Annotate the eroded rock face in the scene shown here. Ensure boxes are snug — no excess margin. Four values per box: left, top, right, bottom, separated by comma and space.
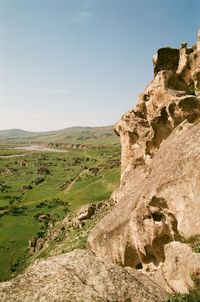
88, 31, 200, 293
0, 250, 166, 302
114, 31, 200, 179
153, 242, 200, 293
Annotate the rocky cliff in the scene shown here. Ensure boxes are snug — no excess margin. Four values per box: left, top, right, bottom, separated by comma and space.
88, 31, 200, 293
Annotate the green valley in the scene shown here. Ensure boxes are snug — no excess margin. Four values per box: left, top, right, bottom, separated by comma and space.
0, 127, 120, 281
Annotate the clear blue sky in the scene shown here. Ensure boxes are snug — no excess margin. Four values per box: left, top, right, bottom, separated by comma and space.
0, 0, 199, 131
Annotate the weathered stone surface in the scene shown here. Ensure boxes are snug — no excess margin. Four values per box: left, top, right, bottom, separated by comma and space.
0, 250, 166, 302
152, 242, 200, 293
115, 30, 200, 179
88, 31, 200, 293
88, 121, 200, 271
77, 203, 96, 221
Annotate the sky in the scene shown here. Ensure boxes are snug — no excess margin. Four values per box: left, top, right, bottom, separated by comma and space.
0, 0, 200, 131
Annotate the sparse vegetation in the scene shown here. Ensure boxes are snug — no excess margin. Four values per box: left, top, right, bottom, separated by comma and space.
165, 284, 200, 302
181, 234, 200, 253
35, 200, 115, 260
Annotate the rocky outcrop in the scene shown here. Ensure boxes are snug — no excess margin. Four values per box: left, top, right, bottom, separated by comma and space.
77, 203, 96, 221
0, 250, 167, 302
29, 236, 44, 254
113, 31, 200, 179
88, 31, 200, 293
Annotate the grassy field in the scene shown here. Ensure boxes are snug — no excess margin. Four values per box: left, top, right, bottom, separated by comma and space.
0, 144, 120, 281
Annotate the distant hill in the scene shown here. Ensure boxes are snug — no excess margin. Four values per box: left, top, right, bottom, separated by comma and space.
0, 129, 40, 139
0, 126, 119, 145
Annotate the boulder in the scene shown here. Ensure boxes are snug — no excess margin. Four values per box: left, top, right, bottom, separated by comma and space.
72, 217, 85, 228
28, 237, 44, 253
77, 203, 96, 221
0, 250, 166, 302
152, 242, 200, 293
38, 214, 50, 222
35, 238, 44, 251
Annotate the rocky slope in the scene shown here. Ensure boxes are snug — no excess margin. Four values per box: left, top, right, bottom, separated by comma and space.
88, 31, 200, 294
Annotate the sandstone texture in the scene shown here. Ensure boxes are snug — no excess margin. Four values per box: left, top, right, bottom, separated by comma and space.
0, 250, 166, 302
88, 31, 200, 293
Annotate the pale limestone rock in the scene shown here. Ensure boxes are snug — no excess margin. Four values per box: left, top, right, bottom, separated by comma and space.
147, 241, 200, 293
159, 242, 200, 293
0, 250, 166, 302
88, 31, 200, 293
77, 203, 96, 220
115, 33, 200, 179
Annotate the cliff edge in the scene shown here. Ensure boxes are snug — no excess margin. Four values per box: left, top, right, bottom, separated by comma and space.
88, 31, 200, 293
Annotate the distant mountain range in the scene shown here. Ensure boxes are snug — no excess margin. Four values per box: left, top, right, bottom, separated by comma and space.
0, 126, 119, 145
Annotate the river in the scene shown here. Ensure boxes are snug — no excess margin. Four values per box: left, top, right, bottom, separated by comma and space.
0, 145, 68, 158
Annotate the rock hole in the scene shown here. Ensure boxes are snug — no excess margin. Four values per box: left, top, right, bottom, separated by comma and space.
161, 107, 168, 123
136, 263, 143, 270
152, 212, 163, 222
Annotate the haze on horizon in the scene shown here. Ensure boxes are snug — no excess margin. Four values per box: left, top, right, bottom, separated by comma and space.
1, 0, 200, 132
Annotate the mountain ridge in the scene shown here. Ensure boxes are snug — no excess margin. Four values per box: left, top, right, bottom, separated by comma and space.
0, 125, 119, 145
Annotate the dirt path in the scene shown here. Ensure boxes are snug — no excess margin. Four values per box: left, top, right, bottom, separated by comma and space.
64, 157, 107, 194
64, 169, 88, 194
